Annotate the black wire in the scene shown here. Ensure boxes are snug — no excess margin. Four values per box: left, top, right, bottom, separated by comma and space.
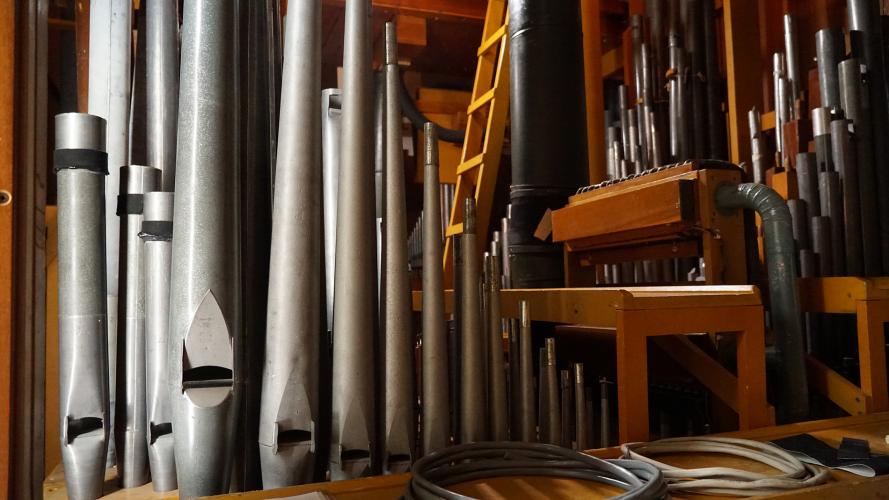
404, 441, 669, 500
398, 70, 466, 144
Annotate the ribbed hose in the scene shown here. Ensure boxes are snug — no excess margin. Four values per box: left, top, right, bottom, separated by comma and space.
715, 183, 809, 422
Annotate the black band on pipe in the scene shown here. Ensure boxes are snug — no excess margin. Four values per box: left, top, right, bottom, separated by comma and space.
116, 194, 144, 216
139, 221, 173, 241
53, 149, 109, 174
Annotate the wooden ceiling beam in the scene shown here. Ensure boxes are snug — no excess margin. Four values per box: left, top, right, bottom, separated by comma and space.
322, 0, 485, 20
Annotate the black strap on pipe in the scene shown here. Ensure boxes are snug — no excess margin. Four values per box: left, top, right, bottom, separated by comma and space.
398, 70, 465, 144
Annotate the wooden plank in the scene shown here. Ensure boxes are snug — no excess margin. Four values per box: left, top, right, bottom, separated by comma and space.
76, 0, 89, 111
581, 0, 606, 184
0, 0, 13, 494
857, 300, 889, 412
552, 178, 697, 243
799, 277, 889, 313
723, 0, 762, 166
653, 336, 740, 412
602, 45, 623, 78
395, 14, 426, 47
322, 0, 485, 20
568, 162, 698, 204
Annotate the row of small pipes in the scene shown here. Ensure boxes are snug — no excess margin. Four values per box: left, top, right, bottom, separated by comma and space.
606, 0, 727, 181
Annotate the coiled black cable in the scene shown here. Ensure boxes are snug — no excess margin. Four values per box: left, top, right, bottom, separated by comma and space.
404, 442, 669, 500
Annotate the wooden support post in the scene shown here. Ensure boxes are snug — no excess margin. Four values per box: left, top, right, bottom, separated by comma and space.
857, 301, 889, 412
724, 0, 762, 166
581, 0, 605, 184
0, 0, 13, 495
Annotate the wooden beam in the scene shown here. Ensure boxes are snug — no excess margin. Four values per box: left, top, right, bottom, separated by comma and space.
322, 0, 485, 20
0, 0, 13, 495
724, 0, 762, 166
602, 45, 623, 79
582, 0, 606, 184
75, 0, 88, 112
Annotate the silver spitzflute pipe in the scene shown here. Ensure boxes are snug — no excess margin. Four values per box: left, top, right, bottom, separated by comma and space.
141, 191, 176, 492
115, 164, 160, 487
783, 14, 800, 109
422, 123, 449, 454
330, 0, 376, 480
381, 21, 416, 474
542, 338, 561, 445
168, 0, 239, 496
574, 363, 588, 450
146, 0, 179, 191
322, 89, 342, 332
56, 113, 111, 500
258, 0, 321, 487
518, 300, 536, 442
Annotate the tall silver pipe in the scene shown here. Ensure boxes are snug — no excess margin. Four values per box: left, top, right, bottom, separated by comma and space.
381, 22, 415, 474
486, 256, 508, 441
748, 108, 765, 184
773, 53, 787, 162
56, 113, 110, 500
141, 192, 176, 492
330, 0, 376, 480
460, 198, 486, 443
88, 0, 132, 466
146, 0, 179, 191
560, 370, 573, 448
115, 165, 160, 487
259, 0, 321, 487
321, 88, 342, 331
783, 15, 800, 107
518, 301, 535, 442
574, 363, 588, 450
668, 33, 686, 161
542, 338, 560, 445
816, 28, 844, 114
168, 1, 239, 496
421, 124, 449, 454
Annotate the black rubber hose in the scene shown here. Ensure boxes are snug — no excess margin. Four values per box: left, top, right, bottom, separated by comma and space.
398, 71, 465, 144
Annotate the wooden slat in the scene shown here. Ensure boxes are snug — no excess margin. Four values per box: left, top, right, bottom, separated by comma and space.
476, 23, 506, 56
581, 0, 606, 184
0, 0, 13, 494
654, 336, 740, 412
724, 0, 762, 166
806, 356, 869, 416
322, 0, 486, 20
455, 152, 484, 175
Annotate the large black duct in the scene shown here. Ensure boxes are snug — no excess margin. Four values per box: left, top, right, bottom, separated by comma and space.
508, 0, 589, 287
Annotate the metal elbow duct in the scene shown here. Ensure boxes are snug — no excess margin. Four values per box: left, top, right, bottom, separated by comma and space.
715, 183, 808, 421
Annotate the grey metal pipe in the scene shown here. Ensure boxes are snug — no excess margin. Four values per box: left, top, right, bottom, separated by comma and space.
811, 107, 832, 174
55, 113, 110, 500
830, 119, 864, 276
618, 85, 631, 162
812, 216, 833, 277
748, 108, 765, 184
819, 171, 845, 276
258, 0, 321, 487
486, 256, 508, 442
422, 124, 449, 455
168, 1, 239, 496
508, 319, 521, 439
146, 0, 179, 191
141, 192, 176, 493
599, 377, 609, 448
783, 15, 800, 106
321, 88, 342, 331
716, 183, 808, 421
796, 152, 820, 217
773, 53, 787, 161
838, 58, 883, 276
668, 34, 687, 162
381, 22, 415, 474
330, 0, 376, 480
816, 28, 844, 113
115, 165, 160, 487
518, 301, 536, 442
560, 370, 573, 448
787, 199, 810, 252
573, 364, 587, 450
460, 198, 487, 443
542, 338, 560, 445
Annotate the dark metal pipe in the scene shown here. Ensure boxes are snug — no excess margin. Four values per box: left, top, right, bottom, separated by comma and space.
812, 216, 833, 277
486, 256, 508, 442
715, 183, 808, 421
816, 28, 844, 114
542, 338, 560, 445
518, 301, 536, 442
574, 364, 588, 451
811, 107, 833, 174
55, 113, 110, 500
421, 124, 449, 455
560, 370, 573, 448
830, 119, 864, 276
599, 377, 610, 448
460, 198, 486, 443
508, 319, 521, 439
838, 58, 883, 275
819, 171, 845, 276
787, 199, 810, 251
796, 153, 820, 217
702, 0, 726, 159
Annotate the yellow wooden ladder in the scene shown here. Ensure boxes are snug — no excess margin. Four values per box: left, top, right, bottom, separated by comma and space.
443, 0, 510, 286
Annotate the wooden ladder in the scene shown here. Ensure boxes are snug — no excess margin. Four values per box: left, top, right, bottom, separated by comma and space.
442, 0, 510, 286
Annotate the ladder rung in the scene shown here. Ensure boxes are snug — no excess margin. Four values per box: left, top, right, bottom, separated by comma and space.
456, 153, 485, 175
446, 223, 464, 237
477, 24, 507, 56
467, 88, 496, 115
